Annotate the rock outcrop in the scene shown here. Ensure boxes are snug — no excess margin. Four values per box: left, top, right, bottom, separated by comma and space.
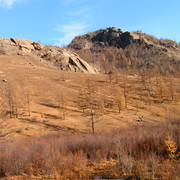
68, 27, 179, 53
0, 38, 19, 55
69, 27, 141, 50
41, 46, 98, 73
0, 38, 97, 74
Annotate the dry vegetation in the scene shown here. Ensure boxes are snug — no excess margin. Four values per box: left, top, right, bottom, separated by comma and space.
0, 119, 179, 179
69, 37, 180, 77
0, 50, 180, 179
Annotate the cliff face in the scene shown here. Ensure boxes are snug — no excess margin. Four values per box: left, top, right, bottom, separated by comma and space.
0, 38, 98, 74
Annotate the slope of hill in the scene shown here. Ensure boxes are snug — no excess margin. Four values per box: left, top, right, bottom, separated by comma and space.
0, 54, 179, 140
0, 31, 179, 139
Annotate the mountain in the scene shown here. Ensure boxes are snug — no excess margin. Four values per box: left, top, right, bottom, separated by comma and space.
68, 27, 180, 76
0, 38, 97, 74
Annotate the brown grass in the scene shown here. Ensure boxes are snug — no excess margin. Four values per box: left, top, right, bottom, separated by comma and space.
0, 118, 179, 179
0, 54, 180, 140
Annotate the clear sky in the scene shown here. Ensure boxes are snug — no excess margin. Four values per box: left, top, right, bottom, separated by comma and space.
0, 0, 180, 46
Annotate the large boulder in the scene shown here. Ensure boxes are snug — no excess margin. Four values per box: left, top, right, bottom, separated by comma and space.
0, 38, 44, 55
0, 38, 18, 55
32, 42, 44, 50
10, 38, 35, 53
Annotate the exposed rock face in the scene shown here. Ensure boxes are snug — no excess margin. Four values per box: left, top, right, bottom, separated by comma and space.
92, 29, 139, 48
0, 38, 44, 55
0, 38, 19, 55
69, 27, 179, 53
10, 38, 35, 53
41, 46, 98, 73
69, 27, 141, 49
0, 38, 97, 74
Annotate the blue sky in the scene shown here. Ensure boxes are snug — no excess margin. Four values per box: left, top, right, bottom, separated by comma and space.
0, 0, 180, 45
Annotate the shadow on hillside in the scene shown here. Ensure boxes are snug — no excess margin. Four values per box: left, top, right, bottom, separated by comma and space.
19, 117, 78, 133
40, 103, 59, 109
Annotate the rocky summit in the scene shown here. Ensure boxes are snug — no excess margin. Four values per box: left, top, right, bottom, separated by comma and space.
69, 27, 180, 57
69, 27, 140, 49
0, 38, 98, 74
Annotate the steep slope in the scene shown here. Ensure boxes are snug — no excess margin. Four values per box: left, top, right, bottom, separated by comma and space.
69, 27, 180, 76
0, 38, 97, 74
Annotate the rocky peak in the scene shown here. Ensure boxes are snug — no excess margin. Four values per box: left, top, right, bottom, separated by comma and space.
69, 27, 180, 53
69, 27, 140, 49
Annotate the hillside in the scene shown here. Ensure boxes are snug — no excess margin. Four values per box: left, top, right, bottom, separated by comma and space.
0, 31, 180, 179
0, 30, 179, 139
0, 51, 179, 139
69, 27, 180, 76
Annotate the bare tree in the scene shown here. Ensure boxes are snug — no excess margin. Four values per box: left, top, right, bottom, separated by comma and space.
114, 86, 125, 113
101, 54, 109, 74
168, 76, 177, 100
6, 82, 24, 118
58, 91, 67, 120
121, 75, 130, 109
78, 79, 100, 134
0, 84, 7, 118
155, 76, 167, 100
24, 86, 34, 116
77, 88, 87, 113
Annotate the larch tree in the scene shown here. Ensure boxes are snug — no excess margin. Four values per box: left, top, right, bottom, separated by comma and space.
121, 75, 130, 109
155, 76, 167, 101
78, 79, 100, 134
168, 76, 178, 100
77, 88, 87, 113
6, 82, 22, 118
114, 86, 125, 113
11, 83, 24, 118
0, 84, 7, 117
58, 91, 67, 120
101, 54, 109, 74
24, 86, 34, 117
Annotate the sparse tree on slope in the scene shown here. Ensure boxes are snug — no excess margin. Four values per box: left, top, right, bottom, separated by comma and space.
58, 91, 67, 120
78, 79, 101, 134
7, 82, 24, 118
24, 86, 34, 117
114, 86, 125, 113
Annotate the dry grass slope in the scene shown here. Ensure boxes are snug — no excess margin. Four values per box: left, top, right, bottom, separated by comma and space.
0, 48, 179, 178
